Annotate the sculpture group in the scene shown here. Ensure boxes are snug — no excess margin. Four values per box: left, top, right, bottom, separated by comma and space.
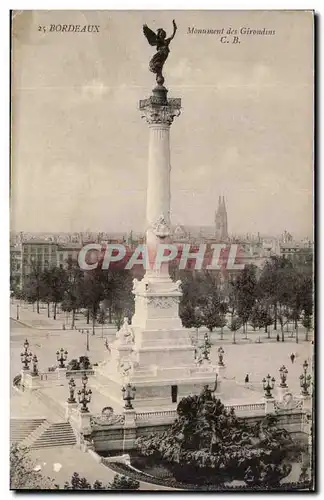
143, 20, 177, 85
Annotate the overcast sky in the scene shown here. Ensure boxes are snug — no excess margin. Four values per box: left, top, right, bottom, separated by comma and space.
11, 10, 313, 238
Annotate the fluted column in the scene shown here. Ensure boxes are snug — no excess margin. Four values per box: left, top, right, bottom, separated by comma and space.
139, 87, 181, 276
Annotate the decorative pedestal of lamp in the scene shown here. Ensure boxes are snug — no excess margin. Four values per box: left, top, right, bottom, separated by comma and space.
71, 408, 92, 434
263, 397, 276, 414
277, 386, 290, 401
65, 401, 78, 421
301, 394, 312, 412
57, 367, 67, 381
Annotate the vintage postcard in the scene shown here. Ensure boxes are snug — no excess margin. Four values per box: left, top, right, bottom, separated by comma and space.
10, 10, 314, 491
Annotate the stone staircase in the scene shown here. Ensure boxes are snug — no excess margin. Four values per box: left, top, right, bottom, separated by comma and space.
31, 422, 76, 449
20, 420, 52, 448
10, 418, 46, 445
33, 389, 65, 419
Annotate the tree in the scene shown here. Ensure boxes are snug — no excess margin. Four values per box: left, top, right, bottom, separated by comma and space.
101, 269, 134, 325
22, 260, 43, 314
200, 295, 221, 333
233, 265, 258, 335
101, 269, 134, 330
63, 473, 139, 490
215, 313, 227, 340
301, 314, 312, 342
61, 258, 84, 329
10, 444, 57, 490
228, 316, 242, 344
249, 304, 261, 331
67, 356, 91, 371
136, 390, 297, 487
82, 269, 104, 336
258, 257, 293, 331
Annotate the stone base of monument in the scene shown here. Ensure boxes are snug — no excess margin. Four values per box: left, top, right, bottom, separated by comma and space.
98, 360, 221, 410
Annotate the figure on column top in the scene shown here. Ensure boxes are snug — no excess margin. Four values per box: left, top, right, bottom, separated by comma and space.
143, 20, 177, 86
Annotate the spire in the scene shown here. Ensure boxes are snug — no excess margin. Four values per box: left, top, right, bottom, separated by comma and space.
218, 195, 221, 208
222, 196, 226, 212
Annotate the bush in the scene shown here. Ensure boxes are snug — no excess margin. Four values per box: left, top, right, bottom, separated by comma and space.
109, 474, 140, 490
136, 388, 299, 487
63, 472, 139, 490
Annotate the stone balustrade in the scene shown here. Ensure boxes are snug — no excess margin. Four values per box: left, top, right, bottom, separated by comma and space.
135, 410, 177, 421
66, 369, 95, 378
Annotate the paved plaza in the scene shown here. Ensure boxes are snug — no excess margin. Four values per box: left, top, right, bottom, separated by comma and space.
11, 301, 313, 417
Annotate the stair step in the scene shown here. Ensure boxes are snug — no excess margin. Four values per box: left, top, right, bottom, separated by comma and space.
10, 418, 46, 444
32, 422, 76, 449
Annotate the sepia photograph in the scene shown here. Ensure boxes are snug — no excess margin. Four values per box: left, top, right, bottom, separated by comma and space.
10, 9, 314, 491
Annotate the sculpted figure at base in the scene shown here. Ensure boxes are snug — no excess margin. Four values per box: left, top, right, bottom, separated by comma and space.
116, 317, 134, 344
143, 20, 177, 85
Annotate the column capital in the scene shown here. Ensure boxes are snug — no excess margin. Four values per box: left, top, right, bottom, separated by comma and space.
139, 93, 181, 126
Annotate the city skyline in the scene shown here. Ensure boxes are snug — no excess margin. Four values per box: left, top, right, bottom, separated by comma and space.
11, 10, 313, 239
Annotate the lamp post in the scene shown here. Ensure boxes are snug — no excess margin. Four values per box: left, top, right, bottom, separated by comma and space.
56, 348, 68, 368
122, 383, 136, 410
16, 304, 19, 321
31, 354, 38, 376
86, 330, 90, 351
20, 339, 32, 370
67, 378, 76, 403
279, 365, 288, 388
300, 360, 312, 396
217, 347, 225, 366
77, 374, 92, 412
262, 374, 275, 399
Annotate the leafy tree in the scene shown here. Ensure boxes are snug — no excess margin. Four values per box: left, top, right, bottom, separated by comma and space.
63, 473, 139, 490
38, 267, 67, 320
136, 390, 297, 487
61, 258, 84, 329
200, 295, 221, 332
82, 269, 105, 335
67, 356, 91, 371
101, 270, 134, 326
22, 261, 43, 314
228, 316, 242, 344
64, 472, 92, 490
302, 314, 312, 342
233, 265, 258, 335
249, 304, 261, 331
10, 444, 57, 490
258, 257, 293, 331
108, 474, 140, 490
215, 313, 227, 340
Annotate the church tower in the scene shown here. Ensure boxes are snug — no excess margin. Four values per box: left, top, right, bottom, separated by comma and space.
215, 195, 228, 241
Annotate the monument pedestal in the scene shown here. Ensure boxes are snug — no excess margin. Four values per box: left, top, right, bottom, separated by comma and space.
98, 85, 220, 411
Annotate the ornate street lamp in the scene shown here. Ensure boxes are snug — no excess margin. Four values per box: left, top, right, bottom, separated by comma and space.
217, 347, 225, 366
279, 365, 288, 388
20, 339, 32, 370
300, 360, 312, 396
56, 348, 68, 368
67, 378, 76, 403
262, 374, 275, 399
31, 354, 38, 376
77, 374, 92, 412
122, 383, 136, 410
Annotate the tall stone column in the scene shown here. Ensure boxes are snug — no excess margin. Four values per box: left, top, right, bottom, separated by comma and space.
101, 85, 218, 410
140, 86, 181, 276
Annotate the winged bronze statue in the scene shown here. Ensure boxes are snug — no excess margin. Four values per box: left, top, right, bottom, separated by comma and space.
143, 20, 177, 85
